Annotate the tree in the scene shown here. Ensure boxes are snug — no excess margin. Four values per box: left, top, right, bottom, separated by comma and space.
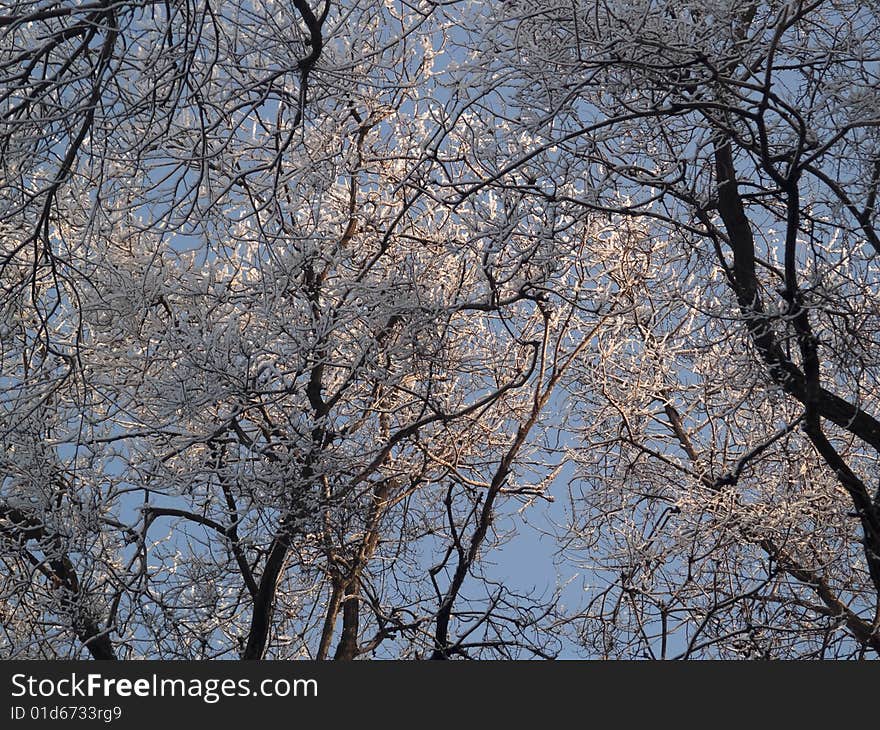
0, 0, 586, 659
2, 0, 880, 660
460, 0, 880, 657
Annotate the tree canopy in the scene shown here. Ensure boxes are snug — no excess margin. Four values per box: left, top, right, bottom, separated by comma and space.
2, 0, 880, 659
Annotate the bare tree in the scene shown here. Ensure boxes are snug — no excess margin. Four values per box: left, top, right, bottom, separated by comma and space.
0, 0, 582, 659
3, 0, 880, 660
459, 0, 880, 657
